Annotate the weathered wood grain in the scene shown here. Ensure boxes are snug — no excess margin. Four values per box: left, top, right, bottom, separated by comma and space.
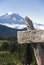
18, 30, 44, 44
24, 16, 44, 65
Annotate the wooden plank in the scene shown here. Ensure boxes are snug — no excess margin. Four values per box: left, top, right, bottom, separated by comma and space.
18, 30, 44, 44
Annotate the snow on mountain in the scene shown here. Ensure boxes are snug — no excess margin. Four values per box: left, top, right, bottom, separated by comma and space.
0, 23, 26, 29
0, 12, 44, 30
0, 12, 26, 29
33, 23, 44, 30
8, 12, 14, 15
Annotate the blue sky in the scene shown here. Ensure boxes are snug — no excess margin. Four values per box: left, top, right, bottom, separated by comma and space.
0, 0, 44, 24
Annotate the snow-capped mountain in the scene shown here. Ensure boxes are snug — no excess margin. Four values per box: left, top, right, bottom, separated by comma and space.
0, 12, 27, 39
0, 12, 26, 29
0, 12, 44, 30
0, 12, 44, 39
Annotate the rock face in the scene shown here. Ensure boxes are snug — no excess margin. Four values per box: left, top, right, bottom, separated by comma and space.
25, 16, 34, 30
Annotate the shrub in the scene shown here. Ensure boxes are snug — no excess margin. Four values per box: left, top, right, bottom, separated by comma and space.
1, 42, 9, 51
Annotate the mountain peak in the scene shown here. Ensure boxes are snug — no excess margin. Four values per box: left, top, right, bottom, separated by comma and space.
7, 11, 14, 15
2, 12, 23, 20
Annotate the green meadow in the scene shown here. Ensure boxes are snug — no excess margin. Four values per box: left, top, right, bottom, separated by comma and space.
0, 37, 44, 65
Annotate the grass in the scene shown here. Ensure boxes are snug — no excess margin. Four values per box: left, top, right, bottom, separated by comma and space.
0, 39, 44, 65
0, 51, 23, 65
0, 40, 23, 65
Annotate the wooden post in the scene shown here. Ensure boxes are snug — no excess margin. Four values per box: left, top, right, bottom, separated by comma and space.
25, 16, 44, 65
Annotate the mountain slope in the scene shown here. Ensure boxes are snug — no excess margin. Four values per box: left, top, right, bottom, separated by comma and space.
1, 12, 24, 24
0, 24, 17, 39
0, 12, 27, 39
0, 24, 27, 39
0, 12, 26, 29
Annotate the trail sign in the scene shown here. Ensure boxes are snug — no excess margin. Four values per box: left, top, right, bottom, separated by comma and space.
18, 30, 44, 44
17, 16, 44, 65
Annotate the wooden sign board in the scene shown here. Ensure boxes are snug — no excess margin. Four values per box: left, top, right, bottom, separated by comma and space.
17, 30, 44, 44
